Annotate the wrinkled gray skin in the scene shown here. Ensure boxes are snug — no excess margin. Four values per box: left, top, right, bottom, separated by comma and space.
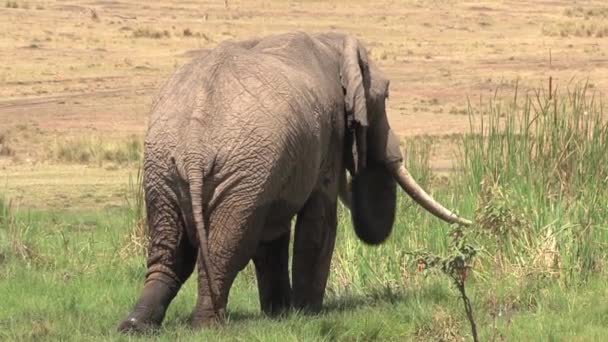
118, 31, 471, 333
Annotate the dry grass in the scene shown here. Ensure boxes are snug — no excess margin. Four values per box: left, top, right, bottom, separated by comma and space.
118, 165, 148, 258
543, 20, 608, 38
564, 6, 608, 19
0, 164, 135, 210
132, 27, 171, 39
48, 134, 142, 165
545, 4, 608, 37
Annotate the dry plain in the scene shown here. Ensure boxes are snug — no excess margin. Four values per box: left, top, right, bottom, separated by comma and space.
1, 0, 607, 209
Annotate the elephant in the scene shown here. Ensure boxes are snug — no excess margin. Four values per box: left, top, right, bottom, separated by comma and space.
118, 31, 471, 333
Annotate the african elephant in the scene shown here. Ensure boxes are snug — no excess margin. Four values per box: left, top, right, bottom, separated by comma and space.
118, 31, 471, 333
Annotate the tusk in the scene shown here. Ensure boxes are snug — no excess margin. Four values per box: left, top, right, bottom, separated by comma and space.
338, 171, 352, 209
388, 162, 472, 226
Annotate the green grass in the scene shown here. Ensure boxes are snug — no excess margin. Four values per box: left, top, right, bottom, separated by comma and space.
1, 86, 608, 340
459, 83, 608, 282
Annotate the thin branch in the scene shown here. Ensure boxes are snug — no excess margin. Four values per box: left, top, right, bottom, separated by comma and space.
456, 280, 479, 342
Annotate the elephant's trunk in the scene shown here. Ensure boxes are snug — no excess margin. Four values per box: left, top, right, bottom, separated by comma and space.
387, 162, 472, 226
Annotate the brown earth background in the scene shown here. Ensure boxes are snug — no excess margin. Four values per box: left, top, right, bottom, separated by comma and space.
1, 0, 607, 209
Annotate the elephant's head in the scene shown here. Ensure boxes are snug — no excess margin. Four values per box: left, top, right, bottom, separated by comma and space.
336, 34, 472, 245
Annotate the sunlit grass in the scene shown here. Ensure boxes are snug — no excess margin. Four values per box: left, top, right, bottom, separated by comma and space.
1, 86, 607, 340
459, 83, 608, 282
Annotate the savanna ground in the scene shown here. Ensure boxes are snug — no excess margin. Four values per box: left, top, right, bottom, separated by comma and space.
1, 0, 608, 340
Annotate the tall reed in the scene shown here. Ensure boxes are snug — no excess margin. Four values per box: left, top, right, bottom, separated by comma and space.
458, 83, 607, 281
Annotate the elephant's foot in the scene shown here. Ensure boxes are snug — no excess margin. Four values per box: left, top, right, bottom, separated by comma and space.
117, 280, 177, 334
189, 296, 226, 329
262, 303, 291, 318
190, 309, 225, 329
261, 290, 291, 318
292, 292, 324, 315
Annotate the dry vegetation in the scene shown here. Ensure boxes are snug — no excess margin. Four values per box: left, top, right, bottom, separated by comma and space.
1, 0, 606, 209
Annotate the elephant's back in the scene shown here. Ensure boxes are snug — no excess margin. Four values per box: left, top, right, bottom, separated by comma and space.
148, 31, 341, 147
145, 33, 343, 216
195, 48, 333, 211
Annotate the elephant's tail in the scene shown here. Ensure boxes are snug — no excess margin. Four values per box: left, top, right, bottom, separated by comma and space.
187, 167, 220, 316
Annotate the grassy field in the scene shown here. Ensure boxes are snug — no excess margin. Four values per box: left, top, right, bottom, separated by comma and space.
2, 88, 608, 340
1, 0, 608, 341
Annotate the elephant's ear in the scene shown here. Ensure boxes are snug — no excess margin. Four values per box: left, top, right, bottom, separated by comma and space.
340, 36, 370, 176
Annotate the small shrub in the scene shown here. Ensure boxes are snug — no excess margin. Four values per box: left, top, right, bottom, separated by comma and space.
476, 180, 531, 244
414, 224, 479, 342
181, 29, 207, 39
5, 1, 18, 8
0, 132, 14, 157
90, 9, 99, 21
132, 28, 171, 39
0, 145, 14, 157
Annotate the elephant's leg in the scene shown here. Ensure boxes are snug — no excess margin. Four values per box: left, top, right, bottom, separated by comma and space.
292, 192, 337, 312
189, 202, 263, 328
252, 229, 291, 316
118, 195, 198, 333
